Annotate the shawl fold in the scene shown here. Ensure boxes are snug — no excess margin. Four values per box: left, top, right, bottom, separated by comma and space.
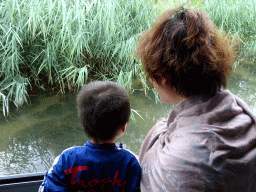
139, 90, 256, 192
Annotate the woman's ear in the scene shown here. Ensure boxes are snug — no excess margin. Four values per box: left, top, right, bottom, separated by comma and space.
150, 77, 167, 88
160, 78, 167, 87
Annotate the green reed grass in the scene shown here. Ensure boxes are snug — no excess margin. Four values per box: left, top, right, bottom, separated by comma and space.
0, 0, 157, 115
203, 0, 256, 67
204, 0, 255, 36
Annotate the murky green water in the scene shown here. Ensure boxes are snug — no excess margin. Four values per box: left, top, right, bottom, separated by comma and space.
0, 63, 256, 176
0, 84, 173, 176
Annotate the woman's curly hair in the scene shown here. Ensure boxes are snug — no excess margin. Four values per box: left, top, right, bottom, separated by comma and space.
135, 7, 236, 98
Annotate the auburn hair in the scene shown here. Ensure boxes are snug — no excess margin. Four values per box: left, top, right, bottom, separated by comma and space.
135, 7, 236, 98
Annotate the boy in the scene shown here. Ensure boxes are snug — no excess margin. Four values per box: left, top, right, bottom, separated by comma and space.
39, 81, 141, 192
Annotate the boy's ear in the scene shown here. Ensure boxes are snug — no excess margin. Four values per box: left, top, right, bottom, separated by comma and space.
116, 123, 127, 139
120, 123, 127, 133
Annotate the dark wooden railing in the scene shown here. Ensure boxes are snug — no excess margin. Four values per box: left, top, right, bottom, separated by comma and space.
0, 172, 46, 192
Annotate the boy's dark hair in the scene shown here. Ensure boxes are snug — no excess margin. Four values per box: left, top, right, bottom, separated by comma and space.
77, 81, 130, 143
135, 7, 236, 98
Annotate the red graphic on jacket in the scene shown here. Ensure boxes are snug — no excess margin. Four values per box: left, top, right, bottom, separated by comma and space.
64, 166, 126, 190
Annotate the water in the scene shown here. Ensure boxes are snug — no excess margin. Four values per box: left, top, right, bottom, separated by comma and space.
0, 86, 173, 176
1, 63, 256, 176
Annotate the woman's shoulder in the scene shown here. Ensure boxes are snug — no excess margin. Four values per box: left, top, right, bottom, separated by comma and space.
138, 117, 169, 158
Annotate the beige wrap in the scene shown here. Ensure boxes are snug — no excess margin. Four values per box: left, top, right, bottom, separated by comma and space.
139, 90, 256, 192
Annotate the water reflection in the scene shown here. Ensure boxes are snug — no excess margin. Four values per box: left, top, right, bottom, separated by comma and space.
0, 136, 55, 175
227, 64, 256, 112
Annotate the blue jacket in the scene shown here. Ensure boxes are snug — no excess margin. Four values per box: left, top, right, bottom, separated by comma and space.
39, 141, 141, 192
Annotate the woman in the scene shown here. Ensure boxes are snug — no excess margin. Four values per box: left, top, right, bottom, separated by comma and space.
135, 7, 256, 192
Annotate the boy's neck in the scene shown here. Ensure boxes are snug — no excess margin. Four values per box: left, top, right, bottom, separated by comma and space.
90, 125, 126, 145
91, 138, 116, 145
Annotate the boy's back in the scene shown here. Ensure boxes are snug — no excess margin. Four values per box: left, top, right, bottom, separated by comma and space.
39, 81, 141, 192
39, 141, 141, 192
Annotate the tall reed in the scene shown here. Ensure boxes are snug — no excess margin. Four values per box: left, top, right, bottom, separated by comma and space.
0, 0, 157, 116
204, 0, 256, 63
